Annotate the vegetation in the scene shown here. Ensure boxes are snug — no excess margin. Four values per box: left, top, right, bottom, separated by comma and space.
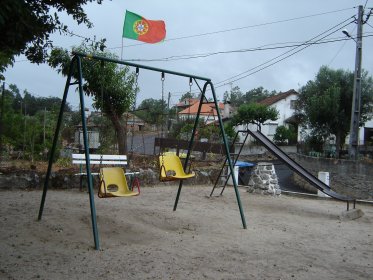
136, 98, 168, 126
0, 0, 104, 79
48, 42, 137, 154
296, 66, 373, 158
223, 86, 277, 107
0, 84, 71, 161
231, 103, 279, 131
273, 125, 297, 145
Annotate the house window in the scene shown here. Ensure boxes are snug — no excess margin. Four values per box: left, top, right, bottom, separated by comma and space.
290, 100, 296, 109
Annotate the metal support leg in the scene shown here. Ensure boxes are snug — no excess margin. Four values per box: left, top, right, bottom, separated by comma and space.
173, 80, 205, 211
38, 57, 77, 221
76, 56, 100, 250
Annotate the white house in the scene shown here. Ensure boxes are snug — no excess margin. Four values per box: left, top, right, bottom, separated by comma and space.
235, 89, 299, 142
233, 89, 372, 151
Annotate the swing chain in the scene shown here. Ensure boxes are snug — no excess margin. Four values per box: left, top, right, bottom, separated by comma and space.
189, 77, 193, 95
130, 67, 140, 157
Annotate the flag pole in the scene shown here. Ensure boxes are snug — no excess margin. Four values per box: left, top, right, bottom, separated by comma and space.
121, 37, 124, 60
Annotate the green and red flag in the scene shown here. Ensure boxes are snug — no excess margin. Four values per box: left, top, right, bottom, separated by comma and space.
122, 10, 166, 43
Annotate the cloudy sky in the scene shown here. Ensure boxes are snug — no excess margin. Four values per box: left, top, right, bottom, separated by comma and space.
4, 0, 373, 110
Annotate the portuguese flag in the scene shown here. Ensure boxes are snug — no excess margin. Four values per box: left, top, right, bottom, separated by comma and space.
122, 10, 166, 43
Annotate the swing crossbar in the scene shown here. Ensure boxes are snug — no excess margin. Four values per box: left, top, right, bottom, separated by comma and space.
72, 51, 211, 82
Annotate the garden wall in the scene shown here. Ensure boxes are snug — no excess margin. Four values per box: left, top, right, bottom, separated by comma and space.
291, 154, 373, 200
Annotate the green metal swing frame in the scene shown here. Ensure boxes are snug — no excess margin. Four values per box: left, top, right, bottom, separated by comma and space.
37, 51, 247, 250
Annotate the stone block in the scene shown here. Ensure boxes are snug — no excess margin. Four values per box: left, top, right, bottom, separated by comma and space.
339, 209, 364, 221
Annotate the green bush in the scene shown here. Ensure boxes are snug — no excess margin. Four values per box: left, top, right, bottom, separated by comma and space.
273, 125, 297, 145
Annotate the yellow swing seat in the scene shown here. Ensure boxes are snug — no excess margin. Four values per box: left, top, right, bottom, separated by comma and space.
159, 154, 195, 181
98, 167, 139, 198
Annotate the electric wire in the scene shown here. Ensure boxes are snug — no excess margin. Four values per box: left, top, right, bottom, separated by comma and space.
107, 7, 356, 50
213, 16, 355, 88
328, 24, 357, 66
122, 33, 373, 63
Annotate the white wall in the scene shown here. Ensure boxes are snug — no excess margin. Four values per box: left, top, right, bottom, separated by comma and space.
235, 94, 298, 143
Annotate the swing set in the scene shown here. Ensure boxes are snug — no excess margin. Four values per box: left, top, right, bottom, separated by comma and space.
37, 51, 247, 250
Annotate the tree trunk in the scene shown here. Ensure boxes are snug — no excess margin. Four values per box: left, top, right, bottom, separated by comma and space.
109, 114, 127, 155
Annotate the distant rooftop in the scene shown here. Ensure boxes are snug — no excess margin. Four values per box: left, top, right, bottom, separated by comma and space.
259, 89, 298, 106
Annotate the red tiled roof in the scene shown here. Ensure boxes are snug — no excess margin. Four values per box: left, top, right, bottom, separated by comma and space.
259, 89, 298, 106
178, 101, 224, 116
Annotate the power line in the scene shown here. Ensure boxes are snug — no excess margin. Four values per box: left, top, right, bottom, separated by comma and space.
38, 7, 356, 52
122, 33, 373, 63
13, 7, 360, 64
165, 16, 356, 96
213, 16, 355, 87
328, 24, 358, 66
108, 7, 355, 50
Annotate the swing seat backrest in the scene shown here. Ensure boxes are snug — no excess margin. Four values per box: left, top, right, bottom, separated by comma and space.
99, 167, 139, 198
159, 154, 195, 181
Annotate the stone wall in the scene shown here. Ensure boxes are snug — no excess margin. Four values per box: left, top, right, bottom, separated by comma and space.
0, 168, 221, 190
291, 154, 373, 200
246, 162, 281, 195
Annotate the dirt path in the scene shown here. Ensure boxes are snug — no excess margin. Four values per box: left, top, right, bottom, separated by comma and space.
0, 186, 372, 279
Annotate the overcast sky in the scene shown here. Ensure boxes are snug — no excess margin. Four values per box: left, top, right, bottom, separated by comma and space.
4, 0, 373, 110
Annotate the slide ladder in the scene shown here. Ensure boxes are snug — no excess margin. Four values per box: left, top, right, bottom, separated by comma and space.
210, 130, 250, 196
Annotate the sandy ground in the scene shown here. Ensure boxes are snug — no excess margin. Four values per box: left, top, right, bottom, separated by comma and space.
0, 185, 372, 280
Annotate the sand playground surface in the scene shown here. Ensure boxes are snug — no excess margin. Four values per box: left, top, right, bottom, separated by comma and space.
0, 185, 372, 280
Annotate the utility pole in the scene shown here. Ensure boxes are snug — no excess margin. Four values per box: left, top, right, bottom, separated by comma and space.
348, 5, 363, 160
0, 82, 5, 163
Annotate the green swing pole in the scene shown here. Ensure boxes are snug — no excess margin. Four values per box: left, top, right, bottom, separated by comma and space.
73, 51, 211, 82
173, 81, 247, 229
38, 56, 77, 220
76, 55, 100, 250
209, 82, 247, 229
173, 81, 207, 212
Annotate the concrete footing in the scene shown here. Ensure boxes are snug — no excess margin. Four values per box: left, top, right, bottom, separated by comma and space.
339, 208, 364, 221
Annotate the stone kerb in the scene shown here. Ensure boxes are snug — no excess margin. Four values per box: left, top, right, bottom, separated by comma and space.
247, 162, 281, 195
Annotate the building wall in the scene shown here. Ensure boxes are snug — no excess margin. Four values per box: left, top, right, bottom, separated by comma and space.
236, 94, 298, 143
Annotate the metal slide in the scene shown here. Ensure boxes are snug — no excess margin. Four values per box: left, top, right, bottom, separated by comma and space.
248, 130, 355, 209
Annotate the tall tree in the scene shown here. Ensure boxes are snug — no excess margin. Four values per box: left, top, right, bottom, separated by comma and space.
296, 66, 373, 158
48, 42, 137, 154
244, 87, 277, 104
231, 103, 279, 131
0, 0, 104, 79
223, 86, 244, 107
179, 91, 195, 102
0, 84, 62, 159
136, 98, 167, 125
223, 86, 276, 107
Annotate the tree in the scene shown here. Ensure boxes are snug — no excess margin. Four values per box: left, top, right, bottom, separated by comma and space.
223, 86, 244, 107
0, 84, 63, 160
136, 98, 167, 126
223, 86, 277, 107
244, 87, 277, 104
231, 103, 279, 131
273, 125, 297, 145
48, 42, 137, 154
296, 66, 373, 158
179, 91, 195, 102
0, 0, 104, 78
